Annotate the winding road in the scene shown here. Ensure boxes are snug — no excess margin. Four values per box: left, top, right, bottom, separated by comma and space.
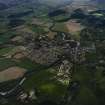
0, 77, 26, 97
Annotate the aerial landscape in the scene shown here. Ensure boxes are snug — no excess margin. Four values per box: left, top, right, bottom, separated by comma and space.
0, 0, 105, 105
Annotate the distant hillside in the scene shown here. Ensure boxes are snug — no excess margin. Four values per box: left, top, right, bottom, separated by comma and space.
90, 0, 105, 8
92, 0, 105, 3
0, 0, 33, 6
0, 0, 105, 9
0, 0, 72, 7
38, 0, 72, 6
0, 3, 8, 10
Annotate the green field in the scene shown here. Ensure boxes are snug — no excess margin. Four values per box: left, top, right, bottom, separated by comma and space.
23, 68, 67, 101
52, 23, 69, 33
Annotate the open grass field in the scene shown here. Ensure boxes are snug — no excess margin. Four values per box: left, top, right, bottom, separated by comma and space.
66, 20, 84, 33
0, 56, 46, 71
0, 66, 26, 83
23, 68, 68, 101
52, 22, 69, 33
66, 19, 84, 40
0, 47, 14, 56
